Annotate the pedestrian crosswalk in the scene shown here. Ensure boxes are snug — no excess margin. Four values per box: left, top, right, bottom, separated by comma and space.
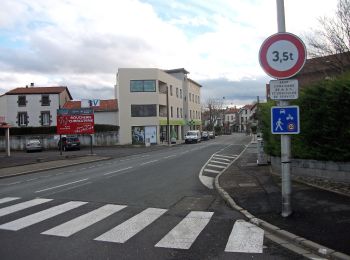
0, 197, 264, 254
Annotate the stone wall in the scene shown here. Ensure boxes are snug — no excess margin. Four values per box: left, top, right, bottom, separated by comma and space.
0, 131, 119, 151
270, 156, 350, 183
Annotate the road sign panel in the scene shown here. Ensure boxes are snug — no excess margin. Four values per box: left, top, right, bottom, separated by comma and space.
259, 33, 306, 79
271, 106, 300, 134
269, 79, 298, 100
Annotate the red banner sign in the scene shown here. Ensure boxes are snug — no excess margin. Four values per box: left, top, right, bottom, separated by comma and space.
57, 109, 94, 135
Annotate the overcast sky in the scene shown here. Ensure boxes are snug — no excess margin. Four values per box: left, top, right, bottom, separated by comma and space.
0, 0, 337, 107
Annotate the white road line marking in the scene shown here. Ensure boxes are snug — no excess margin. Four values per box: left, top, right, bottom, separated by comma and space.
103, 167, 133, 176
210, 160, 229, 165
155, 211, 213, 249
42, 204, 126, 237
203, 169, 221, 174
198, 176, 214, 189
0, 197, 20, 204
25, 178, 38, 182
164, 155, 176, 159
140, 160, 158, 166
207, 164, 226, 169
0, 198, 52, 217
225, 220, 264, 253
7, 181, 22, 185
35, 178, 89, 193
0, 201, 87, 231
95, 208, 167, 243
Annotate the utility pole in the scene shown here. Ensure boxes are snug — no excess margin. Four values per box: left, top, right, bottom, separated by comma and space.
166, 85, 170, 146
276, 0, 292, 217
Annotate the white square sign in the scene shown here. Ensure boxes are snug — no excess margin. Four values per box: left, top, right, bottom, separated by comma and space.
269, 79, 298, 100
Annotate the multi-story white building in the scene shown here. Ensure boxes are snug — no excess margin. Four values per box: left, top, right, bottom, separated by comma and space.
116, 68, 201, 145
0, 85, 72, 127
239, 104, 257, 132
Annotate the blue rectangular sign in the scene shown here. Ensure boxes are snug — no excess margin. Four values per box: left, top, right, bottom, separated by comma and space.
271, 106, 300, 134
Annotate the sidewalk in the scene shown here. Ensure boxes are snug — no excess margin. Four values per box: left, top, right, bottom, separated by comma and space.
0, 155, 110, 178
218, 142, 350, 259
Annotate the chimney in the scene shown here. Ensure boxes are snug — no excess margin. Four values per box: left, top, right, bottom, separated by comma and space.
30, 83, 34, 87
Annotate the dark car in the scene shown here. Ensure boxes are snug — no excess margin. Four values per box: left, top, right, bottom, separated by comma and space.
201, 131, 209, 140
58, 136, 80, 151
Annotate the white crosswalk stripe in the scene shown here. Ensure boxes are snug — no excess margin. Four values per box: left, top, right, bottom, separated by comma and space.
0, 198, 52, 217
0, 197, 20, 204
0, 197, 264, 253
155, 211, 213, 249
207, 164, 226, 169
42, 204, 126, 237
204, 169, 221, 174
0, 201, 87, 231
94, 208, 167, 243
215, 154, 237, 159
225, 220, 264, 253
212, 157, 231, 162
210, 160, 230, 165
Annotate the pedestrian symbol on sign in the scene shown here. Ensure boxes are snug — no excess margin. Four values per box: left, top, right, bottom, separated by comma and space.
275, 118, 284, 131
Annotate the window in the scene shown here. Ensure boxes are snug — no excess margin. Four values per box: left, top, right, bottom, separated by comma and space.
180, 108, 183, 118
171, 106, 173, 117
189, 93, 191, 102
131, 104, 157, 117
176, 88, 179, 98
170, 85, 173, 96
130, 80, 156, 92
177, 107, 179, 118
192, 94, 195, 103
41, 95, 50, 106
190, 110, 192, 119
18, 96, 26, 107
41, 111, 51, 126
180, 89, 182, 99
17, 112, 28, 126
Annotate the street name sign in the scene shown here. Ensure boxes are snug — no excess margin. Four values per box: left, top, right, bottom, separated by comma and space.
269, 79, 298, 100
259, 32, 306, 79
271, 106, 300, 134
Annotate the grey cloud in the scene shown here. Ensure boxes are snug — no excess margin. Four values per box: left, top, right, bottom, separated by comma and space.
0, 33, 152, 75
198, 76, 270, 106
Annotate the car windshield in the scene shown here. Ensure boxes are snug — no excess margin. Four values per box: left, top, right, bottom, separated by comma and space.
28, 140, 40, 144
186, 131, 197, 136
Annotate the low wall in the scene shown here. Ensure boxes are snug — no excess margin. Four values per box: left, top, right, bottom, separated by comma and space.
0, 131, 119, 151
270, 156, 350, 183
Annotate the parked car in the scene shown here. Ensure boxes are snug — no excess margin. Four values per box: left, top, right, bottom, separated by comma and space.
208, 131, 215, 139
26, 139, 42, 152
58, 136, 80, 151
201, 131, 209, 141
185, 130, 201, 144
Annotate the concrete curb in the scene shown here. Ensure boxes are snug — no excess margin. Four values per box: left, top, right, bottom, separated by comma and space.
214, 141, 350, 260
0, 156, 111, 179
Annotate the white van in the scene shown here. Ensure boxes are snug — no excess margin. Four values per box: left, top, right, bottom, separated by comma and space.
185, 130, 201, 144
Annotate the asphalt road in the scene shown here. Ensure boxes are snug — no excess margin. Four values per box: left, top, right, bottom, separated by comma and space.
0, 134, 302, 259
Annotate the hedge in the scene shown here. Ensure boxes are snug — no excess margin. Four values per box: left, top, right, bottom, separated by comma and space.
260, 73, 350, 162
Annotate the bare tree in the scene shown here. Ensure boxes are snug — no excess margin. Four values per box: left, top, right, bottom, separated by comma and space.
203, 97, 224, 130
305, 0, 350, 72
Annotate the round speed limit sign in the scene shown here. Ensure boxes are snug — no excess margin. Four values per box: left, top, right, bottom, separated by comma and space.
259, 32, 306, 79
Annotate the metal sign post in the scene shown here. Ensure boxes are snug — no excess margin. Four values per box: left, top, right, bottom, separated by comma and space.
277, 0, 291, 217
259, 0, 306, 217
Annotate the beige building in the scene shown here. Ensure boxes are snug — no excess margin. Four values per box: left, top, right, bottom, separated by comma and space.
116, 68, 201, 145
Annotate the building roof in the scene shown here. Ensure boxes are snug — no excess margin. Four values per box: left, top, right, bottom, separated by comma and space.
164, 68, 189, 74
63, 99, 118, 112
188, 78, 202, 88
226, 107, 239, 114
5, 86, 73, 99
